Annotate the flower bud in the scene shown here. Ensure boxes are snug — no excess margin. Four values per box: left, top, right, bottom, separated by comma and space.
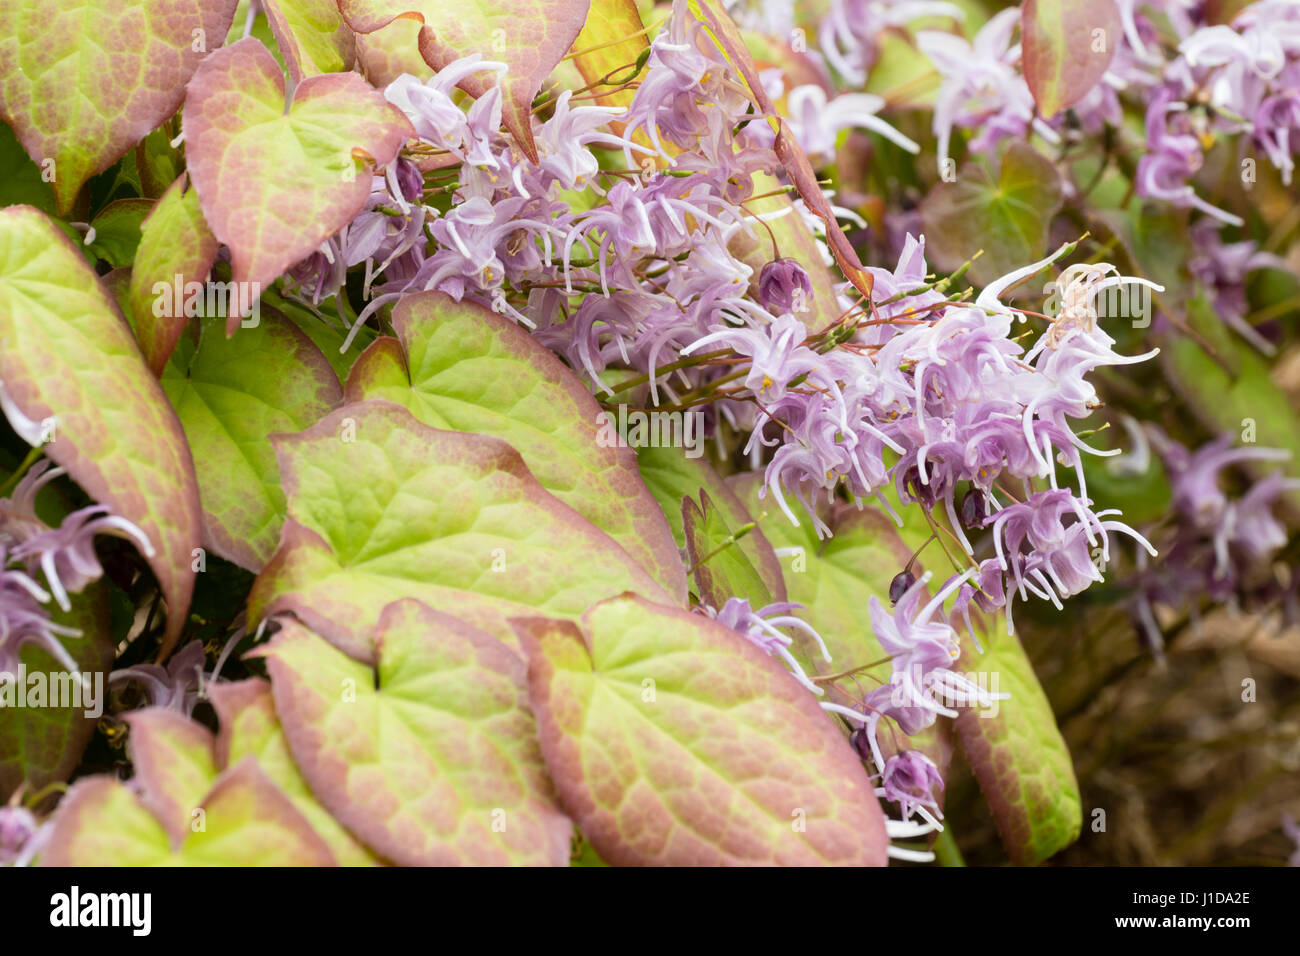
394, 157, 425, 204
959, 488, 987, 529
758, 258, 813, 315
889, 569, 915, 605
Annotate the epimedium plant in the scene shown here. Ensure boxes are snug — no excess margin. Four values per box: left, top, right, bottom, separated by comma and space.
0, 0, 1297, 867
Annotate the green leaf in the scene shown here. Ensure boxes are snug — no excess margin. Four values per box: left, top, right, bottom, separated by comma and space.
1021, 0, 1121, 119
636, 445, 785, 602
345, 291, 684, 601
681, 489, 770, 608
128, 174, 220, 376
248, 400, 674, 660
0, 120, 55, 214
210, 678, 378, 865
921, 141, 1064, 287
163, 310, 342, 571
0, 205, 202, 655
337, 0, 591, 162
182, 37, 414, 328
257, 602, 572, 865
0, 580, 114, 801
954, 611, 1081, 865
261, 0, 355, 81
515, 595, 890, 865
85, 198, 153, 270
41, 758, 338, 865
0, 0, 240, 213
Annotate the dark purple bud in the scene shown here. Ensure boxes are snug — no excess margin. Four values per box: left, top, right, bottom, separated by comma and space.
959, 489, 987, 529
889, 569, 915, 605
394, 158, 425, 204
849, 726, 873, 762
758, 258, 813, 315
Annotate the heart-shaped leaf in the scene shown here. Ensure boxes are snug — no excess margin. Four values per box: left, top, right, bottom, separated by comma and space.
337, 0, 591, 162
41, 757, 337, 865
345, 291, 684, 601
1021, 0, 1121, 119
515, 594, 890, 865
0, 205, 202, 655
248, 400, 673, 660
0, 0, 240, 213
128, 174, 219, 376
182, 37, 414, 330
256, 602, 572, 865
921, 142, 1063, 287
163, 311, 342, 571
210, 678, 378, 865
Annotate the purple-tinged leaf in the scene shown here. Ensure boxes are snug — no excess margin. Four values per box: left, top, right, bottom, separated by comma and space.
41, 758, 338, 865
256, 603, 572, 865
248, 400, 673, 660
515, 595, 890, 865
182, 37, 414, 332
128, 174, 219, 377
122, 707, 218, 845
210, 678, 378, 865
1021, 0, 1121, 119
345, 291, 685, 602
0, 0, 239, 213
0, 206, 202, 657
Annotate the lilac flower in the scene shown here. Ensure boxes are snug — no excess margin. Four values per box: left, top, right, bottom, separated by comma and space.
384, 56, 509, 166
0, 799, 47, 867
820, 0, 964, 86
0, 548, 81, 678
1136, 87, 1245, 226
784, 85, 920, 164
684, 310, 825, 403
878, 750, 945, 824
1189, 219, 1286, 354
108, 640, 207, 717
704, 597, 831, 695
1, 461, 154, 612
917, 9, 1055, 177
